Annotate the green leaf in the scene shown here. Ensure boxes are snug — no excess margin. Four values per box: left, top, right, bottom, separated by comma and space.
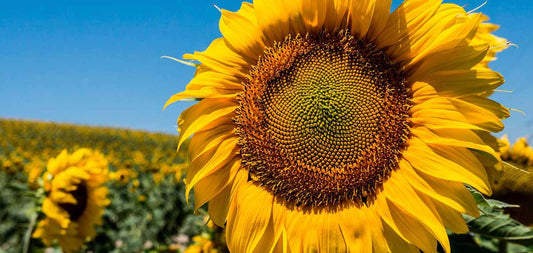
464, 186, 533, 246
466, 185, 519, 210
485, 199, 519, 209
464, 214, 533, 241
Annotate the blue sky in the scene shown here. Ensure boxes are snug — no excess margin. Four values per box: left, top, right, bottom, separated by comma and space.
1, 0, 532, 142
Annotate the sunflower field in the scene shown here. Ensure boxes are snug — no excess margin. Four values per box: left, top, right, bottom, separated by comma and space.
2, 0, 533, 252
0, 119, 227, 253
1, 121, 533, 253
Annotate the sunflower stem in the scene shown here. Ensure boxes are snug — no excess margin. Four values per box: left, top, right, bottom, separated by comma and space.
498, 240, 508, 253
23, 212, 37, 253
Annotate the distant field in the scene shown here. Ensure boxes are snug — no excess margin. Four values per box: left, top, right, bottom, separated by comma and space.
0, 119, 221, 252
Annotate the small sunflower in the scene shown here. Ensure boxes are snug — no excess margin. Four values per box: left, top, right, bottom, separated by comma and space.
166, 0, 509, 252
33, 148, 110, 253
185, 220, 227, 253
491, 135, 533, 226
185, 235, 216, 253
24, 159, 45, 189
109, 167, 138, 185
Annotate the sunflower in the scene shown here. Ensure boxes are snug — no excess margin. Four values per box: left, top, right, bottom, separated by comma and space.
32, 148, 110, 253
109, 167, 138, 185
186, 235, 216, 253
491, 135, 533, 226
24, 159, 45, 189
185, 219, 227, 253
166, 0, 509, 252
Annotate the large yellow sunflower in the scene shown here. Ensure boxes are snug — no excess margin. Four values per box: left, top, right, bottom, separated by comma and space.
166, 0, 509, 252
33, 148, 110, 253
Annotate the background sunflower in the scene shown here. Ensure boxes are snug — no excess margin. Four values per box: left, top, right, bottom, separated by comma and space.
32, 148, 110, 253
491, 136, 533, 226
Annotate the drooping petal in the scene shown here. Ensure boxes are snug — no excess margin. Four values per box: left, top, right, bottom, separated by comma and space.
226, 170, 275, 253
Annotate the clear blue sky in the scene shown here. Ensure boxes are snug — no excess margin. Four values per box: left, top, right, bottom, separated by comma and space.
1, 0, 532, 142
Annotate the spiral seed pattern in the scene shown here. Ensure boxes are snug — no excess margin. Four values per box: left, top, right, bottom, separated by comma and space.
236, 31, 411, 208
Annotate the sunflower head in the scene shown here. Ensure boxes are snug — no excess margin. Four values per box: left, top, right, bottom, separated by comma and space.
235, 30, 411, 208
109, 167, 138, 185
166, 0, 509, 252
24, 159, 45, 189
492, 136, 533, 226
33, 148, 110, 253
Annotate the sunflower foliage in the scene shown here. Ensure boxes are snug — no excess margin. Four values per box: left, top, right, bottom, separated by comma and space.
451, 185, 533, 253
0, 166, 37, 251
0, 119, 202, 253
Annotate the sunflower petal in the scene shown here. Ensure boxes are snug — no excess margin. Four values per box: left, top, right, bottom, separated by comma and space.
404, 137, 491, 195
176, 97, 237, 151
185, 136, 238, 199
411, 69, 504, 98
398, 159, 479, 217
226, 170, 274, 253
376, 196, 438, 253
384, 171, 451, 253
219, 3, 265, 61
193, 157, 240, 209
208, 184, 232, 227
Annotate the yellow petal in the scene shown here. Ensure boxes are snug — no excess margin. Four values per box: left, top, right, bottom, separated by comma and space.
412, 96, 503, 132
219, 3, 264, 61
366, 0, 392, 41
208, 185, 232, 227
186, 137, 238, 199
338, 206, 373, 253
409, 13, 482, 64
164, 89, 234, 110
398, 159, 479, 217
411, 127, 498, 158
450, 97, 504, 131
253, 0, 294, 43
350, 0, 375, 38
226, 170, 274, 253
324, 0, 351, 32
193, 157, 240, 209
176, 97, 237, 151
186, 67, 243, 92
375, 0, 441, 51
382, 222, 420, 253
410, 69, 504, 97
318, 212, 347, 253
408, 43, 489, 79
285, 209, 320, 253
299, 0, 328, 33
271, 198, 288, 252
376, 195, 437, 253
424, 195, 470, 234
188, 125, 234, 161
460, 95, 510, 119
384, 171, 450, 253
184, 37, 249, 71
404, 137, 491, 195
253, 209, 280, 253
268, 227, 288, 253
